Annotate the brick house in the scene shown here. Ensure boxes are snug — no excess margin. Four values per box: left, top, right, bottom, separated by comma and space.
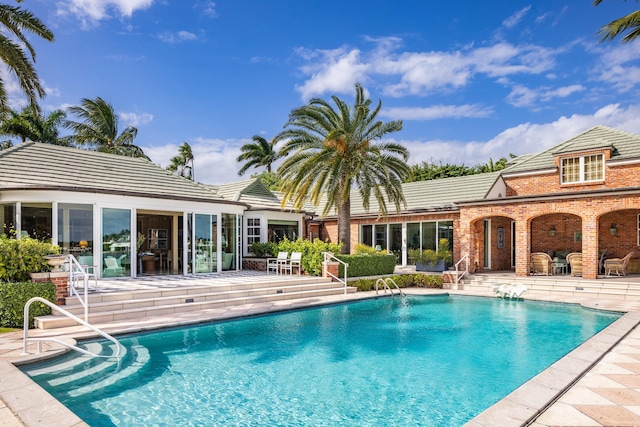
316, 126, 640, 280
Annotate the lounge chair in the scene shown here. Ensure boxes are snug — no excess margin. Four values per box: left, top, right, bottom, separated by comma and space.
530, 252, 552, 275
566, 252, 582, 277
104, 256, 125, 276
604, 251, 636, 277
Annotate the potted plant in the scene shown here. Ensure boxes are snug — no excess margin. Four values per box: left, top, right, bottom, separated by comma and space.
410, 238, 452, 272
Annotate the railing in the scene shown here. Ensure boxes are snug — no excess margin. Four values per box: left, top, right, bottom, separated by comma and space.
454, 253, 470, 289
22, 297, 124, 359
65, 255, 92, 322
323, 252, 349, 294
375, 278, 404, 297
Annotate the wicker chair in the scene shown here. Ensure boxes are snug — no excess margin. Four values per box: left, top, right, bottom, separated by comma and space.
604, 251, 636, 277
566, 252, 582, 277
530, 252, 552, 275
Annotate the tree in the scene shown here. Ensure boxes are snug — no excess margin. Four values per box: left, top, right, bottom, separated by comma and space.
252, 171, 281, 191
594, 0, 640, 43
64, 97, 148, 159
0, 2, 54, 117
236, 135, 279, 175
406, 161, 475, 182
167, 142, 194, 180
277, 83, 408, 254
0, 106, 67, 145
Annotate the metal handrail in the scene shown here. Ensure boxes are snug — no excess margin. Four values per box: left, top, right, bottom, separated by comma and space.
375, 278, 404, 296
65, 254, 92, 321
22, 297, 124, 359
323, 252, 349, 294
454, 253, 470, 288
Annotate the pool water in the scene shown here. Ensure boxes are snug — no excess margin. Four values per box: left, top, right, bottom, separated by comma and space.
23, 295, 621, 426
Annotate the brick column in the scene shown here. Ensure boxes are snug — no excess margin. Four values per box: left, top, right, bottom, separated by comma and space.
323, 261, 339, 282
30, 272, 68, 305
582, 216, 599, 280
515, 219, 531, 277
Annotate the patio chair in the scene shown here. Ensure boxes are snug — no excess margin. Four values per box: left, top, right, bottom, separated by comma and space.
76, 255, 98, 289
604, 251, 636, 277
530, 252, 552, 275
267, 252, 288, 274
281, 252, 302, 275
566, 252, 582, 277
104, 256, 125, 276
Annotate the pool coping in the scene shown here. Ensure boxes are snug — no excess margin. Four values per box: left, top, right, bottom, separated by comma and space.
1, 289, 639, 427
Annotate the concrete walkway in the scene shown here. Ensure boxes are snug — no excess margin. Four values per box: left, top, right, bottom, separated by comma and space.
1, 279, 639, 426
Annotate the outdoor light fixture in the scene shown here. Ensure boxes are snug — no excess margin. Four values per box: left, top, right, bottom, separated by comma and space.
549, 225, 556, 236
610, 223, 617, 236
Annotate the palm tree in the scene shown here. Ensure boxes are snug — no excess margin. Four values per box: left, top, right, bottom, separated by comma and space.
167, 142, 194, 180
0, 3, 54, 116
64, 97, 148, 159
277, 83, 409, 254
236, 135, 279, 175
594, 0, 640, 43
0, 106, 67, 145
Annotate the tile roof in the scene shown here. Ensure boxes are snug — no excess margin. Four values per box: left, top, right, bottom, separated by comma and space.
329, 172, 502, 217
209, 179, 288, 211
503, 126, 640, 175
0, 142, 230, 203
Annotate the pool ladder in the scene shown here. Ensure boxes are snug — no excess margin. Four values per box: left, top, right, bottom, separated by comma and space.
375, 278, 404, 297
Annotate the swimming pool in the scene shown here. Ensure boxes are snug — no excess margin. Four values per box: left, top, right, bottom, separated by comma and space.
22, 295, 621, 426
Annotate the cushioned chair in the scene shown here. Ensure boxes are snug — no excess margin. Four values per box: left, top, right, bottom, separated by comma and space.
76, 255, 98, 289
530, 252, 552, 275
103, 256, 124, 276
605, 251, 636, 277
566, 252, 582, 277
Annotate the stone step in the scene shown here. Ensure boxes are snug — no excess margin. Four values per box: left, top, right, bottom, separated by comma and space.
57, 281, 344, 316
35, 286, 356, 329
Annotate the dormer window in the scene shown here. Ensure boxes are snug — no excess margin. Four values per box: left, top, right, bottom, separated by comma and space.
561, 154, 604, 184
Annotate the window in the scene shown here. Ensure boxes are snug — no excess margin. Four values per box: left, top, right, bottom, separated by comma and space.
561, 154, 604, 184
360, 224, 373, 247
247, 218, 260, 249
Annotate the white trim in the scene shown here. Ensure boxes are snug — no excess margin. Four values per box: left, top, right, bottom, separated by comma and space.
501, 168, 557, 178
608, 157, 640, 167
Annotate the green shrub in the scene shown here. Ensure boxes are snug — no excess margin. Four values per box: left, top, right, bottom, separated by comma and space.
276, 237, 342, 276
249, 241, 277, 258
0, 235, 59, 283
0, 282, 56, 328
354, 243, 377, 255
335, 254, 396, 277
347, 273, 443, 291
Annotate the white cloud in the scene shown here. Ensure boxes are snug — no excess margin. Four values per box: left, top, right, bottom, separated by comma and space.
56, 0, 155, 26
157, 30, 199, 43
400, 103, 640, 168
507, 84, 584, 108
196, 1, 218, 18
503, 6, 531, 29
595, 40, 640, 91
295, 40, 559, 99
382, 104, 493, 120
119, 111, 154, 126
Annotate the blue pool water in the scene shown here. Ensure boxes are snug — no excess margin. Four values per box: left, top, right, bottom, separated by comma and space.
23, 295, 621, 426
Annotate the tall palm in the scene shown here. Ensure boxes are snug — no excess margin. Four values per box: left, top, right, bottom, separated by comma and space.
167, 141, 194, 180
594, 0, 640, 43
64, 97, 148, 159
0, 106, 67, 145
277, 83, 409, 254
236, 135, 279, 175
0, 3, 54, 116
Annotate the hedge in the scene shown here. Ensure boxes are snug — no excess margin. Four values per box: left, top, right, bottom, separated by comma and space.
348, 273, 444, 292
0, 235, 59, 282
334, 254, 396, 277
0, 282, 56, 328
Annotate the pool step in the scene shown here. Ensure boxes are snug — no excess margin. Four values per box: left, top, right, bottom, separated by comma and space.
34, 275, 356, 330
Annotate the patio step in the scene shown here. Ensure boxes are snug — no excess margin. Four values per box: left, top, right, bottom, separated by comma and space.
460, 274, 640, 300
34, 275, 355, 330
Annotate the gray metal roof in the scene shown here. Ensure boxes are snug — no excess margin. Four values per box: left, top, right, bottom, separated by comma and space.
0, 142, 231, 203
503, 126, 640, 174
334, 172, 502, 217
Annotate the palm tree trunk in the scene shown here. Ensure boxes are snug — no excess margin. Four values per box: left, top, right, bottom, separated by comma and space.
337, 195, 351, 254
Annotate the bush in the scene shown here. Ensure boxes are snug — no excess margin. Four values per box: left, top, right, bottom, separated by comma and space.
0, 235, 59, 282
0, 282, 56, 328
276, 237, 342, 276
249, 241, 277, 258
354, 243, 377, 255
347, 273, 443, 291
334, 254, 396, 277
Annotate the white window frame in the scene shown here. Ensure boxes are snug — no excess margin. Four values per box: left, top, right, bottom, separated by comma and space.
560, 154, 604, 184
246, 218, 261, 249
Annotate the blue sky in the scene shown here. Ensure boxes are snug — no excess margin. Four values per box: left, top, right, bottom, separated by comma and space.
8, 0, 640, 184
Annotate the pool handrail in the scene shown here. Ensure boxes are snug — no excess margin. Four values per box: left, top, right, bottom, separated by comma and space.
323, 252, 349, 294
454, 253, 469, 289
375, 278, 404, 297
65, 254, 92, 321
22, 297, 124, 359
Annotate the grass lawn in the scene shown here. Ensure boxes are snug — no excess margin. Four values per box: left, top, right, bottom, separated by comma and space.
0, 328, 16, 334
